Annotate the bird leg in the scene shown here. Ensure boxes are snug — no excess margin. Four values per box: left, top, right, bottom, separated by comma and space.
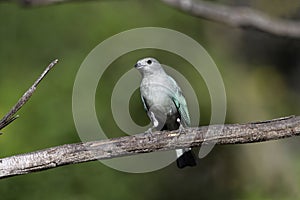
177, 118, 185, 135
144, 126, 155, 136
143, 111, 160, 136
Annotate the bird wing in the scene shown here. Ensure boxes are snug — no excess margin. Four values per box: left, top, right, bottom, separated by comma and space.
168, 76, 191, 127
141, 95, 149, 112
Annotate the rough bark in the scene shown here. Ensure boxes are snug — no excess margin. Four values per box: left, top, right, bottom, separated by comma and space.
1, 115, 299, 179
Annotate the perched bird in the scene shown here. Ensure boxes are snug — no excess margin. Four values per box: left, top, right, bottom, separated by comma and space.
135, 57, 196, 169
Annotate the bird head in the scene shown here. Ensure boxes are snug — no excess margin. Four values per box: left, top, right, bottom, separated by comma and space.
134, 57, 165, 77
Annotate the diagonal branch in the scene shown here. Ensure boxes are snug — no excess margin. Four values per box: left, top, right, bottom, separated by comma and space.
0, 59, 59, 132
2, 0, 300, 38
162, 0, 300, 38
1, 115, 299, 178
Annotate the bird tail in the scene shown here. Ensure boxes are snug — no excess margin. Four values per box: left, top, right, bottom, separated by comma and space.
176, 148, 197, 169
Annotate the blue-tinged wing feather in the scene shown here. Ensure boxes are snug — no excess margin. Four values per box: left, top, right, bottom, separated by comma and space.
168, 76, 191, 127
141, 95, 149, 112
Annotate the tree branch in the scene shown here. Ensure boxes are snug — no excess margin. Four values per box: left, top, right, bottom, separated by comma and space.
161, 0, 300, 38
1, 115, 299, 178
20, 0, 96, 6
0, 59, 58, 132
2, 0, 300, 38
21, 0, 72, 6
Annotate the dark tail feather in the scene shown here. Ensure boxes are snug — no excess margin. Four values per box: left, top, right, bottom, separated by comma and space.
176, 150, 197, 169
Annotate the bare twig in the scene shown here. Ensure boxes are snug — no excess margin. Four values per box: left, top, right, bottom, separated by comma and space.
1, 115, 299, 178
162, 0, 300, 38
20, 0, 96, 6
1, 0, 300, 38
21, 0, 70, 6
0, 59, 59, 131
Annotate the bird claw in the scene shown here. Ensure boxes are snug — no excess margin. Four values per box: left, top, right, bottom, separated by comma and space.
144, 127, 154, 136
178, 124, 185, 135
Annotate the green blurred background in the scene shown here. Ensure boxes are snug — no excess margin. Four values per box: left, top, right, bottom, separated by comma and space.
1, 0, 300, 199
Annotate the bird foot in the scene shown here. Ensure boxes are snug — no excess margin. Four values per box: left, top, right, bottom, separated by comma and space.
178, 124, 185, 135
144, 127, 154, 136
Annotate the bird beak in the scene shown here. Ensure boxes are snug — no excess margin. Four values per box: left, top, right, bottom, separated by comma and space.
134, 62, 142, 69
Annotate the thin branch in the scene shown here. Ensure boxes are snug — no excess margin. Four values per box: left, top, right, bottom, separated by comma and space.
0, 59, 59, 131
162, 0, 300, 38
1, 0, 300, 38
20, 0, 97, 6
21, 0, 71, 6
1, 115, 299, 178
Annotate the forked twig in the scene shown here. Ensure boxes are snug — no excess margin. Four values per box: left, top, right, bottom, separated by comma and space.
0, 59, 59, 132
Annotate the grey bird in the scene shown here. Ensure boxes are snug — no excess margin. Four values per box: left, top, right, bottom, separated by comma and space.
134, 57, 196, 169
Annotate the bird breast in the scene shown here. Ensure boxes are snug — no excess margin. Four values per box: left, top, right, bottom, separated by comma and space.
140, 80, 177, 115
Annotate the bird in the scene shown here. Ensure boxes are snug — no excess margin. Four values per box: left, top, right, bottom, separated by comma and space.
134, 57, 196, 169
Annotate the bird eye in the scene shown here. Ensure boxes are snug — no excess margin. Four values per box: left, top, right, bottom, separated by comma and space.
147, 60, 152, 65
